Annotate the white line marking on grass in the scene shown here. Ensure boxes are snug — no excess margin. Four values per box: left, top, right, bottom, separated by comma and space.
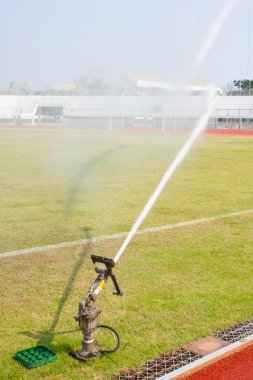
1, 209, 253, 259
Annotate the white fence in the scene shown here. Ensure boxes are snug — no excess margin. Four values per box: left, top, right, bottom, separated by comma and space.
0, 95, 253, 130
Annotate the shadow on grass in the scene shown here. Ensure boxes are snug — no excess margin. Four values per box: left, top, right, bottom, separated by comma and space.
20, 226, 93, 352
19, 146, 126, 352
66, 145, 125, 214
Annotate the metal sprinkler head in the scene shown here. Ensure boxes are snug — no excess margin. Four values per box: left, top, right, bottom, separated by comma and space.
69, 255, 123, 361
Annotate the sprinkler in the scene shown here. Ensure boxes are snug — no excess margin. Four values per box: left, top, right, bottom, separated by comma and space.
70, 255, 123, 360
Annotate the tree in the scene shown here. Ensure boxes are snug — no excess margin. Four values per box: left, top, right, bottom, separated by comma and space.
233, 79, 253, 91
7, 81, 31, 95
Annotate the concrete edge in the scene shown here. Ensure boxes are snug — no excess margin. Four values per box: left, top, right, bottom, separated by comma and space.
156, 334, 253, 380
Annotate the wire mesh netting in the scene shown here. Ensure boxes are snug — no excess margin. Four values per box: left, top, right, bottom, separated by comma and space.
114, 317, 253, 379
213, 318, 253, 343
113, 348, 201, 380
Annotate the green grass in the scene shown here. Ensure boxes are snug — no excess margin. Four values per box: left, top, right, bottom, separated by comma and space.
0, 127, 188, 251
0, 127, 253, 379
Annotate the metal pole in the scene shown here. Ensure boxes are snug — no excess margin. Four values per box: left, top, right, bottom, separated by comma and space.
247, 7, 251, 96
174, 112, 177, 134
162, 107, 165, 133
122, 108, 125, 130
109, 107, 112, 131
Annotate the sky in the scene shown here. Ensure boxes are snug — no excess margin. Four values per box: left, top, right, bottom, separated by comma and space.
0, 0, 252, 90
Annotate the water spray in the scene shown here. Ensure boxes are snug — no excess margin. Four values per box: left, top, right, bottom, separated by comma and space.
197, 0, 239, 66
70, 0, 238, 359
114, 86, 217, 264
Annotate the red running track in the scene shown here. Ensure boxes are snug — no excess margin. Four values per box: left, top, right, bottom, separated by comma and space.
206, 128, 253, 136
1, 124, 253, 136
184, 344, 253, 380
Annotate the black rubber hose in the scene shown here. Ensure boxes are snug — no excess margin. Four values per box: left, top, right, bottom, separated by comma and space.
97, 324, 120, 353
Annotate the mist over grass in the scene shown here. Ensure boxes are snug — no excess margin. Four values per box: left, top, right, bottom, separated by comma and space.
0, 128, 252, 255
0, 127, 188, 252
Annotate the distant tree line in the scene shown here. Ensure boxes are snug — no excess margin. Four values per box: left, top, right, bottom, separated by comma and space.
233, 79, 253, 91
0, 81, 32, 95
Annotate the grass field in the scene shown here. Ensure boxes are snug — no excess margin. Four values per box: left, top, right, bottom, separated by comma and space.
1, 127, 253, 379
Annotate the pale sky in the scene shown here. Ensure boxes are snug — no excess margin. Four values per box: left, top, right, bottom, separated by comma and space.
0, 0, 252, 89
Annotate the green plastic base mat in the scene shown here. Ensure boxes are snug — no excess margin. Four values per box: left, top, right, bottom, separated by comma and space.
14, 345, 56, 368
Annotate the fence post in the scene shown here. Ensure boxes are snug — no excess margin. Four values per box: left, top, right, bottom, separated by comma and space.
109, 107, 112, 131
238, 109, 241, 129
174, 112, 177, 134
162, 107, 165, 133
122, 108, 125, 130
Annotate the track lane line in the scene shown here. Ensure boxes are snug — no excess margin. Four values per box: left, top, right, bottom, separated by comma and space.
1, 208, 253, 259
